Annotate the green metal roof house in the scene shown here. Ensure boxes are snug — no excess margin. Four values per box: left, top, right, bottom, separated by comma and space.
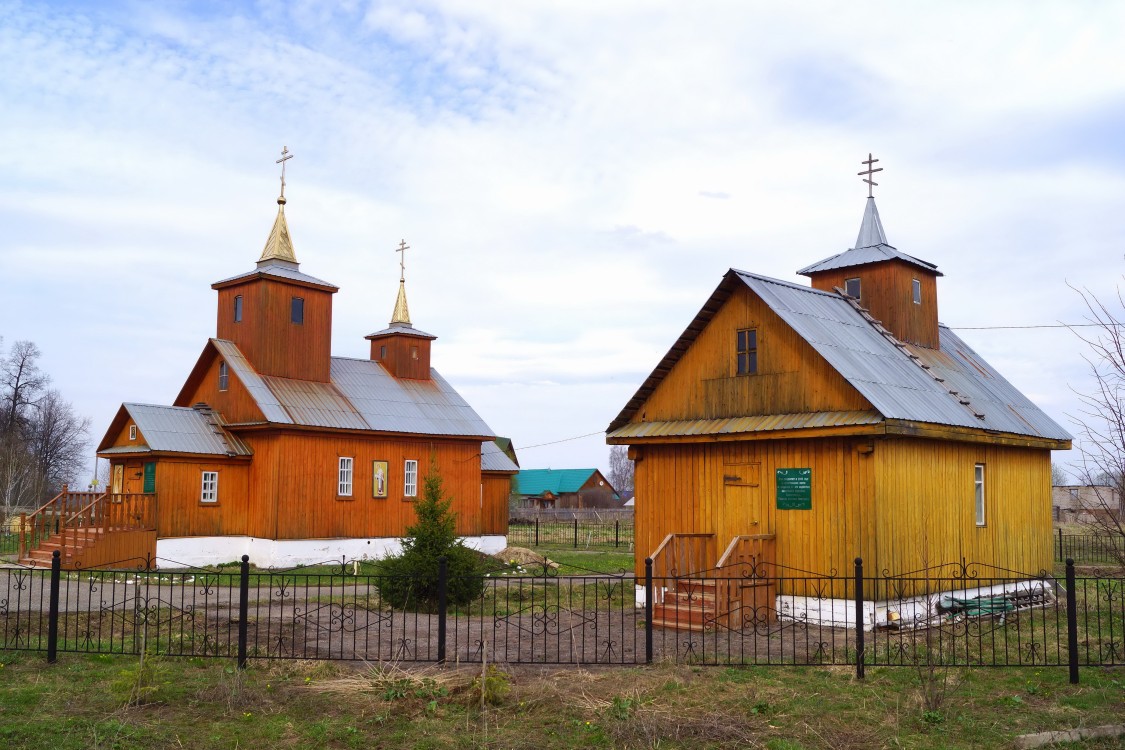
514, 468, 620, 509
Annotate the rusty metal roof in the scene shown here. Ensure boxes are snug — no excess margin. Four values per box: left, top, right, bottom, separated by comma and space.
608, 411, 884, 440
608, 269, 1070, 443
105, 404, 252, 456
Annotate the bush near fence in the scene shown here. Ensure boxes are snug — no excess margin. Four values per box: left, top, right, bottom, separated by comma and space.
2, 552, 1120, 682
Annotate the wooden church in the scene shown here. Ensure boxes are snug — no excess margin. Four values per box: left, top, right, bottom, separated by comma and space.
21, 163, 517, 569
608, 163, 1071, 581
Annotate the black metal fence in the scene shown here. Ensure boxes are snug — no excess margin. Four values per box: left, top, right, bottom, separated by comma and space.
2, 553, 1121, 682
1056, 531, 1124, 564
506, 518, 634, 549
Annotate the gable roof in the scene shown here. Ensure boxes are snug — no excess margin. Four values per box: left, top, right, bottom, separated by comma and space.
607, 269, 1070, 444
179, 339, 494, 439
481, 439, 519, 473
97, 403, 251, 456
515, 468, 609, 496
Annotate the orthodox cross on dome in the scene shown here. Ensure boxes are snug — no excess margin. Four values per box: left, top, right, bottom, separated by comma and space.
276, 146, 294, 203
858, 153, 882, 198
395, 239, 409, 283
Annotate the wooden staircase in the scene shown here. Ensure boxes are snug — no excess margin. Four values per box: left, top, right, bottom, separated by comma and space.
652, 577, 719, 631
18, 487, 157, 570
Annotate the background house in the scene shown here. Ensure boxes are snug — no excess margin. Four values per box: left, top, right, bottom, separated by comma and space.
513, 468, 620, 510
1052, 484, 1123, 523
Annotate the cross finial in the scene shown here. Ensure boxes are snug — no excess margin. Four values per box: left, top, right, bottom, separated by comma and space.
396, 239, 409, 282
276, 146, 294, 203
858, 153, 883, 198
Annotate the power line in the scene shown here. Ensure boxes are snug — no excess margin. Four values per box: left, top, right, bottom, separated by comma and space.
948, 323, 1124, 330
518, 430, 604, 451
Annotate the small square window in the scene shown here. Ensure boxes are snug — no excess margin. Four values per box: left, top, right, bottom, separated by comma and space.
736, 328, 757, 375
912, 279, 921, 305
234, 295, 243, 322
218, 361, 229, 391
974, 463, 986, 526
404, 459, 418, 497
128, 424, 137, 441
201, 471, 218, 503
338, 457, 354, 497
845, 278, 861, 299
291, 297, 304, 324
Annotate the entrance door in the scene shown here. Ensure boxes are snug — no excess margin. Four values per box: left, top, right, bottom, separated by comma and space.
721, 462, 776, 624
722, 463, 769, 535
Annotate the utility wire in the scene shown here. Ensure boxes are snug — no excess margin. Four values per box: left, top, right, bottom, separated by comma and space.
948, 323, 1123, 330
518, 430, 605, 451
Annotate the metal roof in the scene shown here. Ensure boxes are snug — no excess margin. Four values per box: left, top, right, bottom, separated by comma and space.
481, 440, 519, 472
608, 269, 1070, 443
212, 340, 293, 424
116, 404, 251, 456
797, 198, 942, 277
608, 411, 884, 440
515, 468, 600, 496
212, 261, 338, 290
365, 323, 437, 340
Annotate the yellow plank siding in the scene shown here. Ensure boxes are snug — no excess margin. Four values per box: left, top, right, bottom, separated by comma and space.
634, 285, 873, 424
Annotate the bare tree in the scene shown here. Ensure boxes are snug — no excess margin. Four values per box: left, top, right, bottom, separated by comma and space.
1051, 462, 1069, 487
1068, 283, 1125, 564
608, 445, 634, 499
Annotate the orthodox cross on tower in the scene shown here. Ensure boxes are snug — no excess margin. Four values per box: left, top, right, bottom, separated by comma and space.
395, 239, 409, 282
276, 146, 294, 201
858, 153, 882, 198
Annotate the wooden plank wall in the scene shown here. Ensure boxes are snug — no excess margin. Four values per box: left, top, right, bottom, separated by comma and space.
147, 457, 252, 538
369, 334, 432, 380
215, 279, 334, 382
178, 353, 267, 424
481, 473, 512, 535
873, 438, 1053, 576
634, 286, 873, 423
70, 530, 157, 570
808, 259, 940, 348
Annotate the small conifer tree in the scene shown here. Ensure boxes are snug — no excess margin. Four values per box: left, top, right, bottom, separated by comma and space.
377, 457, 485, 609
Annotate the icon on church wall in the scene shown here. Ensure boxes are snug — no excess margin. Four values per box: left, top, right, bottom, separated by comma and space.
372, 461, 388, 498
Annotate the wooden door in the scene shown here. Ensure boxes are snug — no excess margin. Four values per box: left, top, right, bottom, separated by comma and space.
722, 463, 769, 536
124, 461, 144, 494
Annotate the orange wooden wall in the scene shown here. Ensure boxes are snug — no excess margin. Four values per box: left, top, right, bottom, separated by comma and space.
215, 278, 334, 382
369, 334, 432, 380
481, 473, 513, 535
808, 259, 940, 348
177, 352, 266, 424
635, 285, 873, 423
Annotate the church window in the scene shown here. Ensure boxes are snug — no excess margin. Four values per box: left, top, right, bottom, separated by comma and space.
411, 346, 419, 360
338, 457, 354, 497
404, 459, 418, 497
200, 471, 218, 503
736, 329, 757, 376
234, 295, 243, 322
218, 361, 229, 391
129, 425, 137, 441
845, 277, 861, 299
379, 345, 387, 359
291, 297, 304, 324
912, 279, 921, 305
974, 463, 986, 526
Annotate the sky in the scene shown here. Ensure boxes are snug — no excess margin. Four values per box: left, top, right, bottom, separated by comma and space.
2, 0, 1125, 485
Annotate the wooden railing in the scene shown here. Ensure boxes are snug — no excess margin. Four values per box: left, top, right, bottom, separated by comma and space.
19, 486, 156, 562
649, 532, 716, 580
715, 534, 777, 626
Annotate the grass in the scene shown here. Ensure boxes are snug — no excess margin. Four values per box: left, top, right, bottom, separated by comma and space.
0, 650, 1122, 749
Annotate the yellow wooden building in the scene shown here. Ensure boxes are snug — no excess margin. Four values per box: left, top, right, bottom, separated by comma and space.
20, 183, 516, 570
608, 195, 1071, 581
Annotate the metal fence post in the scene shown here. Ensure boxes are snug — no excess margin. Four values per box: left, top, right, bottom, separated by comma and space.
47, 550, 61, 664
237, 554, 250, 670
1065, 558, 1079, 684
644, 558, 653, 664
1058, 528, 1064, 562
437, 557, 448, 665
574, 518, 578, 548
615, 520, 620, 548
854, 557, 865, 680
535, 518, 539, 547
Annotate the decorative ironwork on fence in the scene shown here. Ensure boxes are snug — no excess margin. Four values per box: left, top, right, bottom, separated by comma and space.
2, 552, 1120, 683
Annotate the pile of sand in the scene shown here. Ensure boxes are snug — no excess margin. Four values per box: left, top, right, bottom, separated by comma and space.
494, 546, 559, 570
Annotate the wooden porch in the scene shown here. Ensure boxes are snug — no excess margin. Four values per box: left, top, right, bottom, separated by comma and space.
649, 532, 777, 631
17, 485, 157, 570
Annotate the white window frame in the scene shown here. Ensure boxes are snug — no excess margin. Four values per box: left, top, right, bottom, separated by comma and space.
201, 471, 218, 503
218, 361, 229, 391
129, 424, 137, 441
974, 463, 986, 526
338, 456, 354, 497
404, 459, 418, 497
912, 278, 921, 305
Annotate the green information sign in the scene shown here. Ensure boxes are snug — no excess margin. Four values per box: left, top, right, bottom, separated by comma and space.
776, 468, 811, 510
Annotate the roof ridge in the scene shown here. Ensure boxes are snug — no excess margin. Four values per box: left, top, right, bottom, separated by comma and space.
731, 269, 841, 297
833, 287, 986, 421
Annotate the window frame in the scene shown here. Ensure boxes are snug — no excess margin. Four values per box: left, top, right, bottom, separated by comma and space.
218, 361, 229, 391
974, 463, 986, 527
736, 328, 758, 376
404, 459, 419, 498
128, 424, 137, 441
338, 456, 354, 497
200, 470, 219, 504
291, 297, 305, 325
912, 278, 921, 305
234, 295, 243, 322
844, 277, 861, 299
